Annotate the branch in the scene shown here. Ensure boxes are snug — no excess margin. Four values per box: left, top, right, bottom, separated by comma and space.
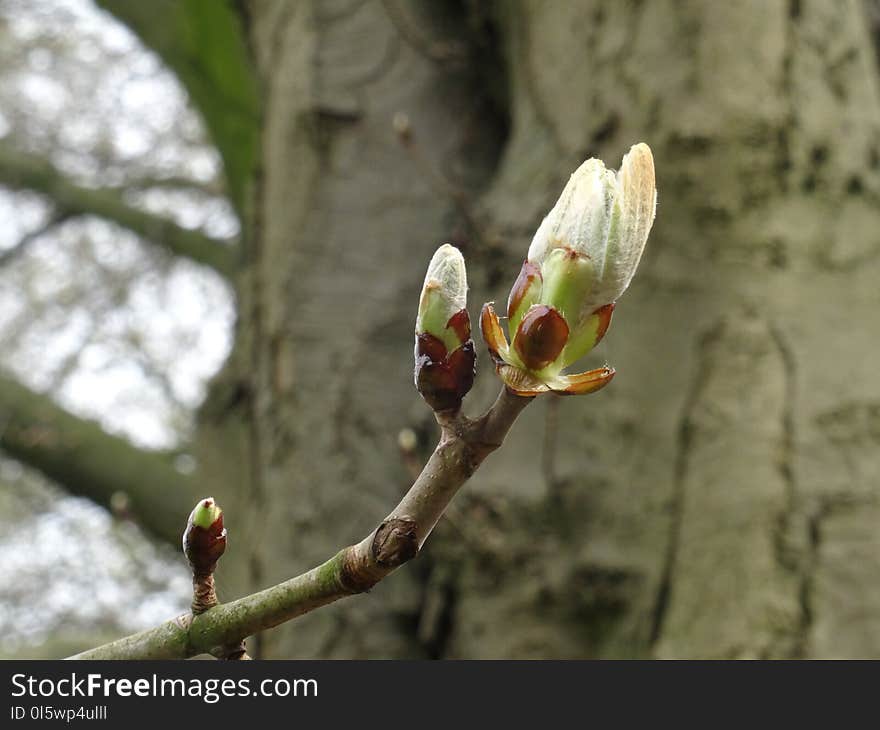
97, 0, 260, 216
0, 146, 238, 277
125, 175, 225, 197
68, 387, 531, 659
0, 372, 198, 544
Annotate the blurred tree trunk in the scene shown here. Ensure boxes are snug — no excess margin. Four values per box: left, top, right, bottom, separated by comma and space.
129, 0, 880, 657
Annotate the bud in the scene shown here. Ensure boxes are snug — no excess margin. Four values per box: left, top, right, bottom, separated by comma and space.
182, 497, 227, 576
481, 143, 656, 396
414, 244, 476, 411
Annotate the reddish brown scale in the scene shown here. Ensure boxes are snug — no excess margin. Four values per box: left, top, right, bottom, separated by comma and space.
591, 302, 615, 346
557, 366, 615, 396
414, 337, 475, 411
506, 260, 542, 320
513, 305, 569, 371
446, 309, 471, 343
415, 344, 475, 411
480, 303, 506, 361
415, 332, 448, 362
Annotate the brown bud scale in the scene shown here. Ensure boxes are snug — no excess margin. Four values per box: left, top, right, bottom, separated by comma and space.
414, 333, 476, 412
591, 302, 615, 347
446, 308, 471, 343
513, 305, 569, 371
507, 260, 542, 320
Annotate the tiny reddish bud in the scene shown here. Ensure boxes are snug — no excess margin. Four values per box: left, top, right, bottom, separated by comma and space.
414, 245, 475, 411
183, 497, 227, 576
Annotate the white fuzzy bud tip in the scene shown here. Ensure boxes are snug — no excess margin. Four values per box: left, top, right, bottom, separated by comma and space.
416, 244, 468, 338
526, 143, 657, 315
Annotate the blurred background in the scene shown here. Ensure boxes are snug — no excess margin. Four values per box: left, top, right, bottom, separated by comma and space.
1, 0, 879, 659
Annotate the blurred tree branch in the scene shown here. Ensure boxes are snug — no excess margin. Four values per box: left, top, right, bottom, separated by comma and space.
69, 387, 531, 659
0, 146, 238, 277
0, 371, 198, 544
125, 175, 226, 197
97, 0, 260, 217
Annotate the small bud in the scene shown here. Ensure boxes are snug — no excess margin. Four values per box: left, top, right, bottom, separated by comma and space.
415, 245, 476, 411
397, 427, 418, 453
183, 497, 227, 576
480, 143, 656, 396
393, 111, 412, 143
109, 490, 132, 520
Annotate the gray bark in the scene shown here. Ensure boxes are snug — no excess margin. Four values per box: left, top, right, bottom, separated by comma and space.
123, 0, 880, 658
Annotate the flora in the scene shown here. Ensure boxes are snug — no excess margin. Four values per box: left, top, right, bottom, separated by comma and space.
479, 143, 656, 396
73, 144, 657, 660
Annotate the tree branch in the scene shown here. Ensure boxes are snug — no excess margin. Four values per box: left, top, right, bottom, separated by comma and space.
0, 372, 198, 544
125, 175, 225, 197
68, 387, 532, 660
97, 0, 260, 216
0, 146, 238, 277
